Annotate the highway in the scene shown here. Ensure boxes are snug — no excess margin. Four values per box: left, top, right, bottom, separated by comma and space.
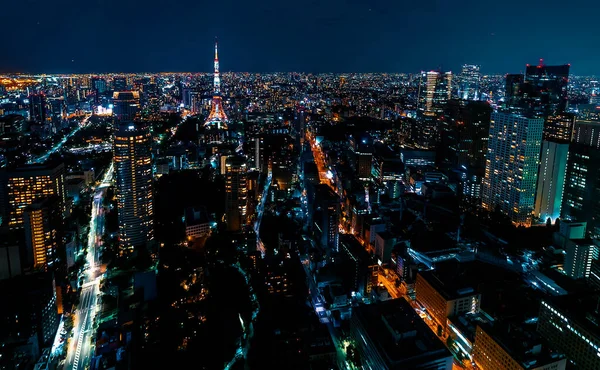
29, 114, 91, 164
64, 164, 113, 370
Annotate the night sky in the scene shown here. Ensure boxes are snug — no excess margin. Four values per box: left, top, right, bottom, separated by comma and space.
2, 0, 598, 74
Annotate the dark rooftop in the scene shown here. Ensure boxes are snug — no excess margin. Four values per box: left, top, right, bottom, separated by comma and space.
353, 298, 451, 367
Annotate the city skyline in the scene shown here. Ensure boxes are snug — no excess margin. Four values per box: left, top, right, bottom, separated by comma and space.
2, 0, 599, 75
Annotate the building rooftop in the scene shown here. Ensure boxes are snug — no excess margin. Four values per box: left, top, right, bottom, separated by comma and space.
353, 298, 451, 367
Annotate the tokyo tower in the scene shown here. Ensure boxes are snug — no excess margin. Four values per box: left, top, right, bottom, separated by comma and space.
204, 38, 228, 129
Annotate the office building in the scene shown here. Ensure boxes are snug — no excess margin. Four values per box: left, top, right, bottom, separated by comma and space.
573, 119, 600, 148
355, 143, 373, 180
441, 99, 492, 169
564, 240, 596, 279
473, 323, 566, 370
351, 299, 453, 370
113, 91, 140, 122
0, 271, 59, 352
224, 155, 247, 232
114, 122, 154, 250
534, 141, 569, 223
482, 112, 544, 226
28, 93, 47, 123
524, 63, 570, 115
113, 76, 127, 92
538, 295, 600, 369
459, 64, 481, 100
562, 143, 600, 238
0, 162, 65, 229
23, 196, 63, 271
184, 207, 211, 241
415, 262, 482, 336
544, 113, 575, 142
421, 71, 439, 114
506, 63, 570, 116
314, 184, 340, 252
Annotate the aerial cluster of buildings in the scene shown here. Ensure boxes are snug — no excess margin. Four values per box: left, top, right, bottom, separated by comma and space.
3, 40, 600, 369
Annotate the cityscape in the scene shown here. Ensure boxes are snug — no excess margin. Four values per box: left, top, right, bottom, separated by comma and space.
2, 8, 600, 370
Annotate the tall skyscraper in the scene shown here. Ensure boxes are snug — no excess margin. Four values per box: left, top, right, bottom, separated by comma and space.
114, 95, 153, 250
459, 64, 481, 100
482, 112, 544, 226
205, 39, 228, 130
314, 184, 340, 253
420, 71, 439, 114
23, 196, 63, 271
562, 143, 600, 238
534, 113, 574, 223
505, 62, 570, 117
534, 141, 569, 223
113, 91, 141, 122
224, 156, 247, 232
0, 162, 65, 229
28, 93, 47, 123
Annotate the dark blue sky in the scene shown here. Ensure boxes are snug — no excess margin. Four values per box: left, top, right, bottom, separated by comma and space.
2, 0, 598, 74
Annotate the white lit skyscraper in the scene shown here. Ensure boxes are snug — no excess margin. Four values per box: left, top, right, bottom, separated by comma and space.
564, 242, 596, 279
113, 93, 153, 250
482, 112, 544, 226
459, 64, 481, 100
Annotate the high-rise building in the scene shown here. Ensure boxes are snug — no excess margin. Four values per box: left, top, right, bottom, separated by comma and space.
420, 71, 439, 114
92, 77, 107, 95
441, 99, 492, 169
113, 91, 140, 122
505, 74, 524, 107
205, 39, 228, 130
573, 119, 600, 148
432, 71, 452, 112
0, 162, 65, 229
113, 76, 127, 92
459, 64, 481, 100
562, 143, 600, 238
114, 122, 154, 250
538, 295, 600, 369
224, 155, 247, 232
0, 272, 59, 358
524, 63, 570, 115
544, 113, 575, 142
28, 93, 47, 123
314, 184, 340, 253
23, 196, 63, 271
564, 241, 596, 279
482, 112, 544, 226
355, 144, 373, 180
534, 141, 569, 223
506, 63, 570, 116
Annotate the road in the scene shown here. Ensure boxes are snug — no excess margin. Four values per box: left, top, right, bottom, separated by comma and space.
64, 164, 113, 370
29, 114, 91, 164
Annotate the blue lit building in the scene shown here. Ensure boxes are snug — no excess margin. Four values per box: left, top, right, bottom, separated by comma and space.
482, 112, 544, 226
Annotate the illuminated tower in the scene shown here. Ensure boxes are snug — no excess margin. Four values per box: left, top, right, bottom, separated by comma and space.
113, 92, 153, 250
205, 38, 228, 130
114, 122, 154, 250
